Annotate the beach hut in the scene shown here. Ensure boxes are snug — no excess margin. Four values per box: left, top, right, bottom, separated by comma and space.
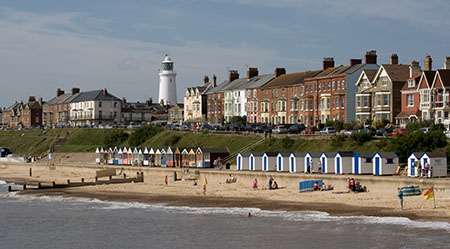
95, 148, 101, 164
289, 152, 307, 173
319, 152, 335, 174
421, 152, 447, 178
334, 151, 354, 174
277, 152, 291, 172
160, 148, 167, 167
352, 152, 375, 175
174, 147, 182, 167
122, 147, 128, 165
155, 149, 162, 166
262, 152, 278, 172
249, 152, 264, 171
196, 147, 205, 167
143, 147, 149, 166
407, 152, 423, 177
137, 148, 143, 166
373, 152, 398, 176
188, 148, 196, 167
166, 147, 175, 167
204, 148, 230, 168
132, 147, 139, 165
104, 147, 110, 165
118, 147, 123, 165
237, 152, 251, 170
113, 147, 119, 165
304, 152, 321, 173
128, 147, 135, 165
149, 148, 155, 166
181, 149, 189, 167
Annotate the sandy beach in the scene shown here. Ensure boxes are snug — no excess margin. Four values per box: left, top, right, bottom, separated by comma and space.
1, 162, 449, 222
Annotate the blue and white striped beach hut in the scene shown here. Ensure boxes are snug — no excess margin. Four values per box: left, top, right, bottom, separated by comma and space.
262, 152, 278, 172
289, 152, 307, 173
249, 152, 264, 171
319, 152, 335, 174
334, 151, 354, 174
237, 152, 251, 170
277, 152, 291, 172
305, 152, 322, 173
352, 152, 375, 174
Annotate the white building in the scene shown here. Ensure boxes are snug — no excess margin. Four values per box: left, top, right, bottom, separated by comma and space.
69, 89, 121, 126
159, 55, 177, 105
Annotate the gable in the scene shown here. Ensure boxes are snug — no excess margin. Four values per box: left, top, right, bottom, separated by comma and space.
417, 74, 430, 90
433, 73, 444, 89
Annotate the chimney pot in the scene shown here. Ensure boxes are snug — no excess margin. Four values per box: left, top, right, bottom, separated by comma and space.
203, 75, 209, 85
410, 60, 421, 78
121, 97, 126, 103
56, 88, 65, 97
71, 88, 80, 95
247, 67, 258, 79
390, 53, 399, 65
444, 56, 450, 69
364, 50, 377, 64
211, 74, 217, 87
103, 89, 108, 95
323, 57, 335, 70
28, 96, 36, 102
146, 98, 153, 106
38, 98, 43, 105
275, 68, 286, 77
350, 59, 362, 67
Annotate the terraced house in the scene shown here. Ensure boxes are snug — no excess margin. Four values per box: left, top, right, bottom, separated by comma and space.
206, 75, 227, 125
42, 88, 79, 127
2, 96, 43, 128
184, 76, 213, 123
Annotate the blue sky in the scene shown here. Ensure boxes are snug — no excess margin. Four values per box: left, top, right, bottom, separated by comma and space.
0, 0, 449, 107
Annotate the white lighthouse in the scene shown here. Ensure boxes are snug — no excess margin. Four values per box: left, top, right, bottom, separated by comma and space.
158, 55, 177, 105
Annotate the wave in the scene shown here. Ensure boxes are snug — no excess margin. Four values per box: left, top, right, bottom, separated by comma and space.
0, 180, 7, 185
2, 191, 449, 232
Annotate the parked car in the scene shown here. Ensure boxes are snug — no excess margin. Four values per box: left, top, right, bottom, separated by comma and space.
245, 123, 259, 132
319, 126, 336, 135
392, 128, 408, 136
171, 124, 181, 130
303, 126, 319, 135
254, 125, 271, 133
343, 129, 358, 136
199, 124, 212, 131
272, 125, 287, 134
191, 124, 202, 131
180, 124, 190, 131
419, 127, 431, 133
230, 123, 245, 131
363, 126, 377, 136
376, 128, 392, 136
288, 124, 306, 134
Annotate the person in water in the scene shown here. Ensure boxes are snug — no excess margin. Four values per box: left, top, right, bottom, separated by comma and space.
247, 213, 252, 217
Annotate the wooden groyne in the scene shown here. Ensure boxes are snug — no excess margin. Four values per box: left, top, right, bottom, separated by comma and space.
7, 171, 144, 192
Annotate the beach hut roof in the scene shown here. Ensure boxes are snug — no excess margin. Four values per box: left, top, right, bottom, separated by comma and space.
291, 152, 307, 157
144, 147, 149, 153
167, 147, 173, 154
155, 149, 161, 153
354, 152, 376, 158
95, 147, 100, 153
202, 147, 230, 153
182, 149, 189, 154
118, 148, 123, 154
149, 148, 155, 154
264, 151, 279, 157
374, 152, 398, 158
100, 147, 104, 153
133, 148, 138, 153
409, 152, 424, 158
250, 152, 264, 157
335, 151, 354, 157
113, 147, 118, 152
138, 149, 143, 154
422, 152, 446, 158
239, 152, 252, 157
307, 152, 322, 158
321, 152, 335, 157
278, 152, 292, 157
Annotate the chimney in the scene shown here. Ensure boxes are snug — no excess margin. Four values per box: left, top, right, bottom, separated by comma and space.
247, 67, 258, 79
28, 96, 36, 102
14, 101, 17, 104
71, 88, 80, 95
389, 53, 399, 65
103, 88, 108, 95
350, 59, 362, 67
211, 74, 217, 88
203, 75, 209, 85
425, 55, 433, 71
410, 60, 421, 77
160, 99, 165, 106
275, 68, 286, 77
56, 88, 65, 97
323, 57, 335, 70
38, 98, 43, 105
444, 56, 450, 69
364, 50, 377, 64
146, 98, 152, 106
228, 70, 239, 82
121, 97, 126, 103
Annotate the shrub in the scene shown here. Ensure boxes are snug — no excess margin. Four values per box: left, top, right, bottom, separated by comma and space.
325, 120, 344, 132
104, 130, 129, 147
350, 132, 372, 146
331, 134, 346, 147
128, 125, 164, 147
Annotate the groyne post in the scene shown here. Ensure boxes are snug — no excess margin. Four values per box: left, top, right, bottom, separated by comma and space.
95, 177, 98, 182
141, 172, 144, 182
8, 186, 11, 192
29, 168, 32, 177
123, 173, 126, 179
81, 178, 84, 183
52, 181, 55, 187
38, 183, 41, 189
67, 179, 70, 185
23, 185, 26, 190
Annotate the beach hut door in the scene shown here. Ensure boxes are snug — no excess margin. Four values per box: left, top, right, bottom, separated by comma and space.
322, 157, 326, 173
290, 156, 294, 172
263, 157, 267, 171
250, 156, 254, 171
336, 157, 341, 174
375, 157, 380, 175
354, 156, 359, 174
278, 156, 282, 171
238, 156, 241, 170
410, 159, 415, 176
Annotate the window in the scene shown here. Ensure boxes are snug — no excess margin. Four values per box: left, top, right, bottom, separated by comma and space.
408, 79, 415, 88
99, 102, 102, 108
309, 100, 313, 110
328, 82, 331, 91
282, 88, 285, 97
301, 100, 304, 110
99, 110, 102, 118
382, 77, 388, 86
337, 81, 340, 90
377, 95, 381, 106
342, 80, 345, 89
247, 90, 250, 98
407, 94, 414, 107
363, 96, 368, 107
294, 87, 298, 96
253, 89, 257, 98
332, 82, 335, 91
341, 114, 345, 121
318, 84, 321, 92
383, 94, 388, 106
341, 97, 345, 108
326, 98, 330, 109
363, 79, 369, 88
386, 158, 394, 164
301, 86, 304, 95
365, 158, 372, 163
357, 96, 361, 108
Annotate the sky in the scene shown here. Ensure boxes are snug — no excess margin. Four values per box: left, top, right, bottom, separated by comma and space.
0, 0, 449, 107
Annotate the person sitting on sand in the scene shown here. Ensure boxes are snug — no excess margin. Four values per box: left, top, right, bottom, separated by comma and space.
272, 181, 278, 189
313, 181, 319, 191
322, 182, 327, 191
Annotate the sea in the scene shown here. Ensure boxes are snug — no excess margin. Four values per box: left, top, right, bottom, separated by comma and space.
0, 180, 449, 249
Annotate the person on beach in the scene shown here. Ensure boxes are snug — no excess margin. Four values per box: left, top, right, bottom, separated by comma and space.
347, 178, 351, 191
313, 181, 319, 191
351, 178, 356, 192
269, 176, 273, 190
193, 180, 197, 186
417, 164, 422, 178
165, 176, 168, 185
202, 184, 206, 195
424, 161, 430, 177
398, 190, 403, 209
247, 213, 252, 218
272, 181, 278, 189
253, 178, 258, 189
317, 160, 322, 174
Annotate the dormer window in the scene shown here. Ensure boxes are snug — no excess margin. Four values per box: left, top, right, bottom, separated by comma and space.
408, 79, 415, 88
363, 79, 369, 88
382, 77, 388, 86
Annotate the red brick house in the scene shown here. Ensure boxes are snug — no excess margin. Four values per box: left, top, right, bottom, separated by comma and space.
2, 96, 43, 128
42, 88, 80, 127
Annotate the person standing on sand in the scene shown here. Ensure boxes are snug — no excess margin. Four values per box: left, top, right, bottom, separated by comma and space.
253, 178, 258, 189
269, 176, 273, 190
202, 184, 206, 195
165, 176, 168, 186
398, 190, 403, 209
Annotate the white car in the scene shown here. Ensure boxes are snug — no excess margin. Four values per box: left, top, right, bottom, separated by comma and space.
272, 125, 287, 134
319, 127, 336, 135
